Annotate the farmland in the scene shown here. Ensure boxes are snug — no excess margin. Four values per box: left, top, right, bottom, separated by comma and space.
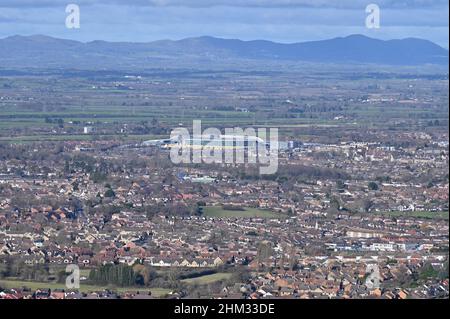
1, 68, 447, 144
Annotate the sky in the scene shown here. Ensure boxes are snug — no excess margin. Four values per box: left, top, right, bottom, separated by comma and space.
0, 0, 448, 48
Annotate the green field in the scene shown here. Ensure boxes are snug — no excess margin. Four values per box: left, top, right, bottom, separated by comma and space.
0, 133, 165, 143
0, 102, 367, 144
181, 273, 233, 285
0, 279, 171, 297
375, 211, 449, 220
203, 206, 283, 219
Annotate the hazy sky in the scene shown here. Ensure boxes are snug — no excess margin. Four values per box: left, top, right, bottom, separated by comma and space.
0, 0, 448, 48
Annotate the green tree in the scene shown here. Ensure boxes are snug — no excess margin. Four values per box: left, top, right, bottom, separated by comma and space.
368, 182, 379, 191
104, 188, 116, 198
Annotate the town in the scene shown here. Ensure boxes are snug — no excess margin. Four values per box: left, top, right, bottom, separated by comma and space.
0, 42, 448, 299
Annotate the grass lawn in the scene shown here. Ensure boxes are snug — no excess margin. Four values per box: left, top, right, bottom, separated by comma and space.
375, 211, 449, 220
0, 279, 171, 297
181, 273, 233, 285
203, 206, 284, 219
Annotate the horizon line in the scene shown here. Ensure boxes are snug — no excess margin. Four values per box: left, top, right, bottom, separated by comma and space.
1, 33, 448, 50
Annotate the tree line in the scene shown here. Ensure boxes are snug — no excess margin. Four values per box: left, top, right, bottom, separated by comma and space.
88, 264, 136, 287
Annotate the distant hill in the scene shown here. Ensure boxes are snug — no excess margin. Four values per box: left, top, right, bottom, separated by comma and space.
0, 34, 448, 69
